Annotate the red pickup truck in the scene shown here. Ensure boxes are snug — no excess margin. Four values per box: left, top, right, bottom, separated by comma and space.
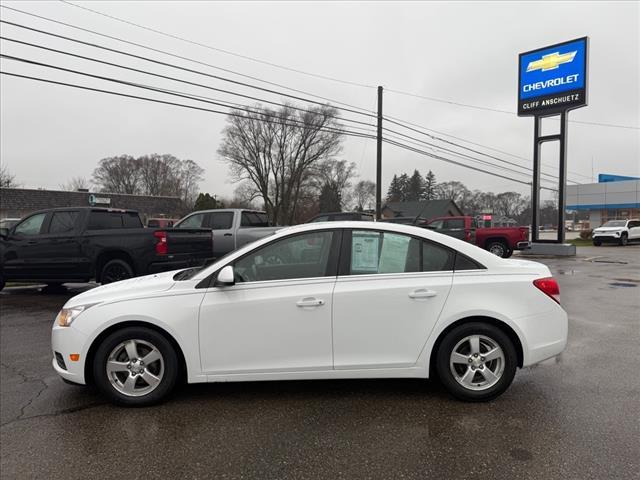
423, 216, 530, 258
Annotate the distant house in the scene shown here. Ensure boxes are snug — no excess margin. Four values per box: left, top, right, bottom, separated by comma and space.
381, 199, 463, 220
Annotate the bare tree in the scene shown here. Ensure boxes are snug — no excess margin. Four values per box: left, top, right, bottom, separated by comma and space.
352, 180, 376, 211
138, 154, 182, 197
60, 176, 90, 191
180, 159, 205, 207
218, 104, 343, 225
0, 165, 18, 188
93, 155, 141, 194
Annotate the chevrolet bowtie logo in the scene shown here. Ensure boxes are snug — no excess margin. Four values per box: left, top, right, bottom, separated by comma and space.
526, 51, 577, 72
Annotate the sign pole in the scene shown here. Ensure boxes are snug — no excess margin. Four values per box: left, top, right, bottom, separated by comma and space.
531, 116, 541, 243
557, 111, 568, 243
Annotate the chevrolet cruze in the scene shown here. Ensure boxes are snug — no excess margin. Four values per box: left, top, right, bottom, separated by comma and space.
52, 222, 567, 406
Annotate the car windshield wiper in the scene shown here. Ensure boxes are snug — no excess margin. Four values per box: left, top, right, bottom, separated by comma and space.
173, 267, 202, 281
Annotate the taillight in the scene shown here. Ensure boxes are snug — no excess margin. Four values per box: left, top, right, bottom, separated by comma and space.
154, 231, 168, 255
520, 227, 529, 240
533, 277, 560, 304
465, 230, 471, 242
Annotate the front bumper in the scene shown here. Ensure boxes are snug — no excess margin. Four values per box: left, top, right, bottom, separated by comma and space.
51, 323, 89, 384
593, 234, 622, 243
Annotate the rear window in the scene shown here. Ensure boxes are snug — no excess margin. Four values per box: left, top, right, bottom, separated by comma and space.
49, 211, 78, 234
444, 219, 465, 229
87, 211, 142, 230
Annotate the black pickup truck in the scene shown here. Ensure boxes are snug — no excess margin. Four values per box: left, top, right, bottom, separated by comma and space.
0, 207, 213, 290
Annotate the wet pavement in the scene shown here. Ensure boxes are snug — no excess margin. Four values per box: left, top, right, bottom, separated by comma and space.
1, 245, 639, 479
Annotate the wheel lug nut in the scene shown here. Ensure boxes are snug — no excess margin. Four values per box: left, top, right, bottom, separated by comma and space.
468, 358, 473, 363
127, 365, 131, 369
480, 357, 485, 361
471, 366, 476, 370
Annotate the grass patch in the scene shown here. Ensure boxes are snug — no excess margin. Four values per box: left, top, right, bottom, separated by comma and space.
568, 238, 593, 247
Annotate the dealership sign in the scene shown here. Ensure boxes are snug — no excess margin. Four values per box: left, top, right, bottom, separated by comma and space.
518, 37, 588, 116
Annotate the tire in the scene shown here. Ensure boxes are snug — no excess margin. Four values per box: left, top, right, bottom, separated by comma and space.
593, 239, 602, 246
486, 241, 509, 258
93, 326, 179, 406
619, 233, 628, 246
436, 322, 517, 402
100, 259, 134, 284
0, 275, 4, 292
503, 248, 514, 258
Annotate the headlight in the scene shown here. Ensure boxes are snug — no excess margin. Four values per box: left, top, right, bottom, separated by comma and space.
56, 304, 96, 327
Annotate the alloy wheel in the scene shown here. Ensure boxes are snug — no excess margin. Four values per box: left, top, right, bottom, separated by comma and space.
106, 339, 165, 397
449, 335, 505, 391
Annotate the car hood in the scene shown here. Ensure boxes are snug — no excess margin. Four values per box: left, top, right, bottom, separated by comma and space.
593, 227, 624, 233
64, 270, 178, 308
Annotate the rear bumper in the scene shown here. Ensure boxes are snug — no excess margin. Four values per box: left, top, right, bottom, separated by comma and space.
519, 306, 568, 366
516, 241, 531, 250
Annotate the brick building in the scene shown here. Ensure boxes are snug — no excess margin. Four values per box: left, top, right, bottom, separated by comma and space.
0, 187, 188, 222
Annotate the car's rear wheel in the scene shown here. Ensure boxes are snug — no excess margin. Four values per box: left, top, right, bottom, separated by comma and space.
93, 326, 178, 406
486, 241, 508, 258
436, 322, 517, 402
100, 259, 134, 284
619, 233, 628, 246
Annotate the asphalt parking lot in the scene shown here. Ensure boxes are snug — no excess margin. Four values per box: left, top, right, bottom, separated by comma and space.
1, 245, 639, 479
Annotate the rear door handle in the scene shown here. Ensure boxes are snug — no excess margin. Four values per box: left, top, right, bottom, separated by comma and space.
27, 240, 38, 245
409, 289, 437, 299
223, 233, 233, 237
296, 297, 325, 308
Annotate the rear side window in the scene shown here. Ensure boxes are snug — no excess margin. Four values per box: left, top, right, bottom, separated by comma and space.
350, 231, 421, 275
422, 241, 455, 271
48, 211, 78, 234
241, 212, 269, 227
454, 253, 484, 271
444, 219, 465, 229
87, 211, 141, 230
210, 212, 233, 230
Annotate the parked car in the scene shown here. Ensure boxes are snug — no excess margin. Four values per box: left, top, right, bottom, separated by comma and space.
0, 218, 21, 231
424, 216, 530, 258
592, 219, 640, 246
0, 207, 213, 291
146, 218, 178, 228
307, 212, 374, 222
174, 209, 281, 259
51, 221, 567, 406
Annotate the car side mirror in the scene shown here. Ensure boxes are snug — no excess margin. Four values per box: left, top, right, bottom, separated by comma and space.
215, 265, 235, 286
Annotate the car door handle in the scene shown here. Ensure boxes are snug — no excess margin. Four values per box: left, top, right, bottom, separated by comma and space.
409, 289, 437, 299
223, 233, 233, 237
296, 298, 325, 307
27, 240, 38, 245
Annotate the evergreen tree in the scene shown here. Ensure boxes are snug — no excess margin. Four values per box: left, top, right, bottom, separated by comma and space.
318, 183, 342, 212
398, 173, 410, 201
406, 169, 425, 201
193, 193, 223, 210
386, 174, 403, 202
424, 170, 437, 200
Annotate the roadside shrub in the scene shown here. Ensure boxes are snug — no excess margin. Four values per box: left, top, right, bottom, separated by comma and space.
579, 229, 593, 240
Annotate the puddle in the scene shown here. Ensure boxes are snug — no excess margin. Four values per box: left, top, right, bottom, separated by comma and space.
613, 278, 640, 284
557, 269, 579, 275
608, 282, 637, 288
594, 260, 628, 264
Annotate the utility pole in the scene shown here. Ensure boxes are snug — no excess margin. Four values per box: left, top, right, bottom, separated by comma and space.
376, 86, 383, 220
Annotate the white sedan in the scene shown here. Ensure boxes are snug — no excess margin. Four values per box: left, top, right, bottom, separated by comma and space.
52, 222, 567, 406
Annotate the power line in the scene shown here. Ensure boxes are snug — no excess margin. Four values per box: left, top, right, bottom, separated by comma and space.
383, 115, 594, 181
383, 138, 559, 192
0, 71, 377, 141
382, 120, 580, 185
0, 6, 377, 117
386, 89, 640, 130
0, 35, 376, 130
58, 0, 378, 90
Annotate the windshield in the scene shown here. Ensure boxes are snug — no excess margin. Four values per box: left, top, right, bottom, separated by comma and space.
601, 220, 626, 228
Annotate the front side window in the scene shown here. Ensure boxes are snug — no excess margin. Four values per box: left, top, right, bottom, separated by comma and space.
234, 231, 335, 282
48, 211, 78, 234
177, 213, 205, 229
428, 220, 444, 230
14, 213, 46, 236
210, 212, 233, 230
350, 230, 420, 275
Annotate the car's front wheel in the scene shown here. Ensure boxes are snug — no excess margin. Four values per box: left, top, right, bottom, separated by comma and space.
93, 326, 179, 406
436, 322, 517, 402
593, 239, 602, 246
619, 233, 628, 246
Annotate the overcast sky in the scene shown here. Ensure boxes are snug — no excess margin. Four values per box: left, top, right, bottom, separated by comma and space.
1, 1, 638, 201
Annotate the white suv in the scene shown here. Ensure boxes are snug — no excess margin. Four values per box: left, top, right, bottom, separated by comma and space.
592, 219, 640, 246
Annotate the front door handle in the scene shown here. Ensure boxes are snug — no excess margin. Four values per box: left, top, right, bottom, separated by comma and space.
409, 289, 437, 299
223, 233, 233, 237
296, 297, 325, 308
27, 240, 38, 245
